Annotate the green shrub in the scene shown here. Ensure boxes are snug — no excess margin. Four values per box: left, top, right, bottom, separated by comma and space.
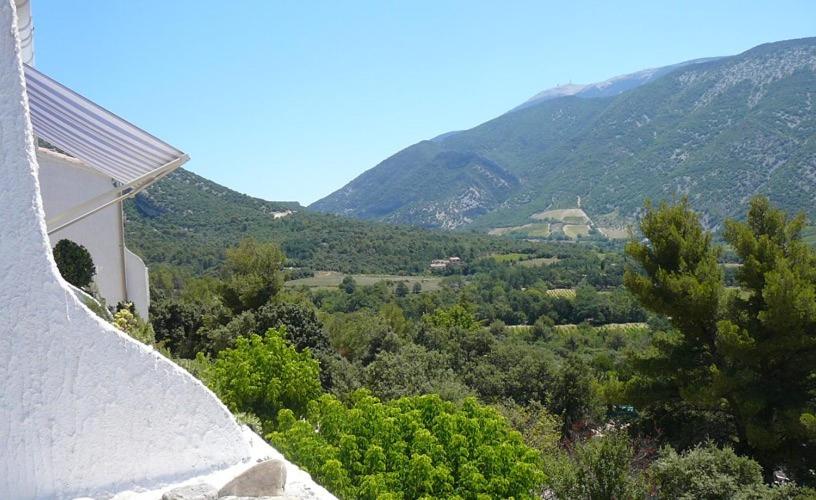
648, 443, 764, 499
53, 239, 95, 289
201, 328, 321, 428
546, 432, 644, 500
268, 391, 545, 499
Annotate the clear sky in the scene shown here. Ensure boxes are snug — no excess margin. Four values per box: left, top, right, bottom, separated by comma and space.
34, 1, 815, 205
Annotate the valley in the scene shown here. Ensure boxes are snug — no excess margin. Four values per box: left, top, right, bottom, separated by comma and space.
12, 1, 816, 497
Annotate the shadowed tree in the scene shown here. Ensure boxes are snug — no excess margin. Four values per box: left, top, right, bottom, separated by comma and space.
53, 239, 96, 289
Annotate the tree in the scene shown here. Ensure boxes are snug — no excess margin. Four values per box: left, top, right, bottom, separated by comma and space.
625, 197, 816, 479
53, 239, 95, 289
255, 300, 329, 353
339, 276, 357, 294
423, 304, 480, 331
201, 328, 321, 428
323, 311, 394, 363
362, 343, 467, 401
394, 281, 409, 297
220, 238, 285, 313
150, 299, 223, 358
552, 355, 601, 440
412, 281, 422, 294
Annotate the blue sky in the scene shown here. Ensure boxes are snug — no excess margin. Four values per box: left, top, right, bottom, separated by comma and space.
34, 1, 815, 205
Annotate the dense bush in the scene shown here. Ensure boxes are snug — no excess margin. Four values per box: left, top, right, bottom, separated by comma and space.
268, 391, 545, 499
649, 443, 763, 499
201, 328, 321, 427
53, 239, 95, 289
547, 432, 644, 500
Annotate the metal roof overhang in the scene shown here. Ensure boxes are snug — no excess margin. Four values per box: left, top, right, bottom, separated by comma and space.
23, 63, 189, 234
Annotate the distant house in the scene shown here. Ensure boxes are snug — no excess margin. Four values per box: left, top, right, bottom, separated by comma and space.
429, 256, 463, 271
430, 259, 449, 270
18, 0, 188, 318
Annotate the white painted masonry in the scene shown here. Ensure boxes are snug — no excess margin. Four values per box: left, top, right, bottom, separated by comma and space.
38, 147, 151, 318
0, 2, 333, 498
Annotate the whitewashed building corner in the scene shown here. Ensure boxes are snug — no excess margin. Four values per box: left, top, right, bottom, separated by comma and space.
0, 1, 334, 498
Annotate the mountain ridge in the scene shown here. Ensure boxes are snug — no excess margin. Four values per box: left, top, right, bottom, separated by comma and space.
311, 37, 816, 232
513, 56, 723, 111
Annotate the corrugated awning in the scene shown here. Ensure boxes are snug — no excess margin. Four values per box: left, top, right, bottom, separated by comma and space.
23, 63, 189, 234
24, 63, 188, 186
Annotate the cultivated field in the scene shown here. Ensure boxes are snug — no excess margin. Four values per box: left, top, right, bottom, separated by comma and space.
517, 257, 559, 267
545, 288, 577, 299
563, 224, 590, 238
490, 252, 528, 262
598, 227, 630, 240
530, 208, 590, 223
555, 322, 649, 334
488, 222, 550, 237
507, 322, 649, 335
490, 253, 560, 267
286, 271, 443, 292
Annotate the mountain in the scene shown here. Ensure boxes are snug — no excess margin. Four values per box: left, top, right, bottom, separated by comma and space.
123, 168, 540, 275
513, 57, 721, 111
311, 38, 816, 232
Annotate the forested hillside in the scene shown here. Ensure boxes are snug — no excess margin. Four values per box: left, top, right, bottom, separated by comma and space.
111, 196, 816, 498
312, 37, 816, 231
124, 168, 546, 274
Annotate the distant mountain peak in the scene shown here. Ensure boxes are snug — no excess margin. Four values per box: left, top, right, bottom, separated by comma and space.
514, 57, 723, 111
523, 83, 587, 102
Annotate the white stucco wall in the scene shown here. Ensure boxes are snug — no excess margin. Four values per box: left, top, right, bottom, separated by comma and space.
0, 3, 252, 497
14, 0, 32, 64
38, 150, 127, 301
125, 247, 150, 318
38, 148, 151, 318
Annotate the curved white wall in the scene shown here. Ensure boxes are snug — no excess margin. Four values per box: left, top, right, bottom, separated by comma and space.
0, 2, 252, 498
125, 247, 151, 318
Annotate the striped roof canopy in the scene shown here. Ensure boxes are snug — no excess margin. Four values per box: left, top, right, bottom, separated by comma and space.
24, 63, 187, 186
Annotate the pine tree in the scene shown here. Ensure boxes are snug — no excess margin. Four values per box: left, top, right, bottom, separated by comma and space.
624, 197, 816, 481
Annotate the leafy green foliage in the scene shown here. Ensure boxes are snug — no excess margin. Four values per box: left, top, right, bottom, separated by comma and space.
220, 238, 284, 313
625, 196, 816, 480
201, 329, 322, 426
268, 391, 545, 499
133, 195, 816, 495
648, 443, 764, 499
546, 432, 645, 500
151, 299, 225, 358
552, 356, 603, 439
53, 239, 96, 289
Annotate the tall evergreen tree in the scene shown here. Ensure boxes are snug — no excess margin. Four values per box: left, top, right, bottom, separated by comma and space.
625, 197, 816, 481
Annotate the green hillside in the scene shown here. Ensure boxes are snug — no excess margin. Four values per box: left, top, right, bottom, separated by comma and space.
123, 168, 554, 275
311, 37, 816, 231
